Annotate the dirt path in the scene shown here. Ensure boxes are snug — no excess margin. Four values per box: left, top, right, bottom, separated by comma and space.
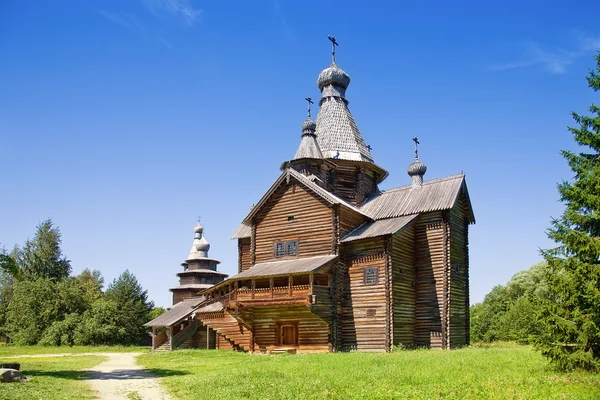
1, 352, 171, 400
85, 352, 171, 400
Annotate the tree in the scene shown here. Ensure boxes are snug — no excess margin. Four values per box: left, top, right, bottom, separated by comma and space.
104, 270, 154, 345
12, 219, 71, 281
536, 53, 600, 371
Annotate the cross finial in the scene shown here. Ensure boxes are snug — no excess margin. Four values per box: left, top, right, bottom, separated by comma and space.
305, 97, 314, 119
328, 35, 338, 63
366, 144, 373, 152
412, 137, 420, 159
197, 216, 202, 223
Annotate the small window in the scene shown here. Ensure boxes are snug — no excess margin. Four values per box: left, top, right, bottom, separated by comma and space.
364, 268, 378, 285
275, 241, 298, 257
286, 241, 297, 256
287, 216, 295, 221
275, 242, 285, 257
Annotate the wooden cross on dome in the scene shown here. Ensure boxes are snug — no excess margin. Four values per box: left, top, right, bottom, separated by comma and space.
328, 35, 338, 63
413, 137, 420, 159
305, 97, 313, 119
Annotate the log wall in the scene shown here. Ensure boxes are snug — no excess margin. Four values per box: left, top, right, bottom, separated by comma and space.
328, 161, 378, 206
254, 183, 333, 263
391, 226, 416, 347
238, 238, 252, 272
340, 238, 388, 351
448, 194, 470, 348
249, 305, 330, 353
414, 211, 446, 348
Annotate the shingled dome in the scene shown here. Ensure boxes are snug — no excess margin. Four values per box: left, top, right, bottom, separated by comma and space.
317, 63, 351, 90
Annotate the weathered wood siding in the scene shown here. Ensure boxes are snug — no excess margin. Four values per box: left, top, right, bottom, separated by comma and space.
391, 225, 416, 347
414, 211, 446, 348
340, 238, 388, 351
238, 238, 252, 272
254, 183, 333, 263
249, 306, 330, 353
328, 161, 378, 206
339, 207, 369, 237
448, 194, 469, 348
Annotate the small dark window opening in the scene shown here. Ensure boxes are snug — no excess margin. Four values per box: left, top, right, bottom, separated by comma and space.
366, 308, 376, 317
364, 267, 378, 285
287, 216, 295, 221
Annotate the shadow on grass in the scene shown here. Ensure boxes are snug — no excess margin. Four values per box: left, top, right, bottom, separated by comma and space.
23, 368, 188, 381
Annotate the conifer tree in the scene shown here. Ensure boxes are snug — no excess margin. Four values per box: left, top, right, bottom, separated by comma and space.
538, 53, 600, 371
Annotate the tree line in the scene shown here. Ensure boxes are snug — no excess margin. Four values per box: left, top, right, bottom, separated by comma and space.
471, 53, 600, 372
0, 219, 164, 346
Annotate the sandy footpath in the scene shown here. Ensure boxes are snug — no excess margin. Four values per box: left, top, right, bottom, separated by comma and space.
1, 352, 171, 400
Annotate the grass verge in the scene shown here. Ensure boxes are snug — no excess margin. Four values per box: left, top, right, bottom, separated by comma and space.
0, 355, 106, 400
137, 346, 600, 399
0, 345, 149, 357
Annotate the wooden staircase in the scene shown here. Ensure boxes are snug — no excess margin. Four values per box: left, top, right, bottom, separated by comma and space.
197, 309, 252, 352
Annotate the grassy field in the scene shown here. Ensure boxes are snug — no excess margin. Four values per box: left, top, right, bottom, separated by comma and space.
0, 355, 106, 400
137, 345, 600, 400
0, 345, 149, 357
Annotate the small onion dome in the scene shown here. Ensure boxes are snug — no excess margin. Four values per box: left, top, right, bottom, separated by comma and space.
301, 118, 317, 133
196, 239, 210, 253
317, 63, 351, 90
407, 158, 427, 177
194, 221, 203, 233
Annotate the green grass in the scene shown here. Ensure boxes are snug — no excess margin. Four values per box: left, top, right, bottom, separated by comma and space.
0, 345, 149, 357
0, 355, 106, 400
137, 346, 600, 399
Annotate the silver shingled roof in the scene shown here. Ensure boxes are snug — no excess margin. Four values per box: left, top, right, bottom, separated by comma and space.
360, 174, 475, 223
231, 223, 251, 239
144, 297, 205, 327
231, 254, 338, 279
341, 214, 418, 243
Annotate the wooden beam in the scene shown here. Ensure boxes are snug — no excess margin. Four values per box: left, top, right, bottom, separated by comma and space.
270, 277, 274, 299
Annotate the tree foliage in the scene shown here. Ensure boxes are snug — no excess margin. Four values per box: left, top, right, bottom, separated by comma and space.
470, 262, 547, 344
536, 53, 600, 372
2, 220, 155, 346
11, 219, 71, 281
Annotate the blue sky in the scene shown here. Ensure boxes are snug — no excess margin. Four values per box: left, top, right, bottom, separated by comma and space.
1, 1, 599, 307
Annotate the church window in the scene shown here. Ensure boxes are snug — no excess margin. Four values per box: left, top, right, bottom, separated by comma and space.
274, 241, 298, 257
287, 241, 297, 256
364, 268, 378, 284
275, 242, 286, 257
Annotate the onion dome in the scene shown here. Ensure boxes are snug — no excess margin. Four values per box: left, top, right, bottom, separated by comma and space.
189, 221, 211, 259
301, 118, 317, 133
317, 63, 351, 91
407, 157, 427, 189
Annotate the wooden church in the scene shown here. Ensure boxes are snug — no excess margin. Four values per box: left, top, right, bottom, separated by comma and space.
146, 39, 475, 353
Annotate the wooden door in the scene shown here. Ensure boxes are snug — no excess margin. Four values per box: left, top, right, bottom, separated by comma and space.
281, 325, 296, 346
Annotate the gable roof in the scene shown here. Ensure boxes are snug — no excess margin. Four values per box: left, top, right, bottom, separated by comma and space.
242, 168, 367, 225
360, 174, 475, 223
144, 297, 205, 327
341, 214, 418, 243
231, 223, 251, 239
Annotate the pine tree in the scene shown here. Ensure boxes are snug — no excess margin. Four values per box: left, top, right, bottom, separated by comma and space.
537, 53, 600, 371
105, 270, 154, 345
12, 219, 71, 281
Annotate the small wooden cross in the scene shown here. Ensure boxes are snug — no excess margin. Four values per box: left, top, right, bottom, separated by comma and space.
412, 137, 420, 158
367, 145, 373, 152
328, 35, 338, 63
305, 97, 313, 118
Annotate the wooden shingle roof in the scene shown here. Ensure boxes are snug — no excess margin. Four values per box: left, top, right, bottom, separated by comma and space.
341, 214, 418, 243
360, 174, 475, 223
232, 255, 338, 280
143, 297, 205, 327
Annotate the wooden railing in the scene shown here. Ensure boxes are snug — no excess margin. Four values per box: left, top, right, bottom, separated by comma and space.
171, 321, 198, 350
153, 330, 169, 350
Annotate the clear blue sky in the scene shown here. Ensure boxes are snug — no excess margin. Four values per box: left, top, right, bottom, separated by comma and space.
1, 1, 599, 308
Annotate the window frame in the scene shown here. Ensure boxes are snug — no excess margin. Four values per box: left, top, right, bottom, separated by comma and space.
364, 267, 379, 285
